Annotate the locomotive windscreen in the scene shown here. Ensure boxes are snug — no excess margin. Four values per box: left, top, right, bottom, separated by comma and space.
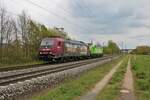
40, 39, 54, 48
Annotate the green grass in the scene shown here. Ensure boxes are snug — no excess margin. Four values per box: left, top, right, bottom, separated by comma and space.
131, 55, 150, 100
0, 60, 45, 68
96, 56, 128, 100
32, 56, 124, 100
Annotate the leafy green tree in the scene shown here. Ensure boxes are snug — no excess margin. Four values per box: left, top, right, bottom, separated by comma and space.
135, 46, 150, 54
104, 40, 120, 54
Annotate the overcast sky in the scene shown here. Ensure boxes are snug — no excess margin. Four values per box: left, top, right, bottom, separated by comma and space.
1, 0, 150, 49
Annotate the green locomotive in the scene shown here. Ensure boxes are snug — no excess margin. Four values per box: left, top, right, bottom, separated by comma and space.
88, 44, 103, 57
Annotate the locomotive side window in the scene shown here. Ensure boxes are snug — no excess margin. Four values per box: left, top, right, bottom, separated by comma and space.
58, 41, 61, 46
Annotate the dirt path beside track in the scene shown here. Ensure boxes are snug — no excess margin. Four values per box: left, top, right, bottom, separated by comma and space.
80, 60, 123, 100
118, 58, 136, 100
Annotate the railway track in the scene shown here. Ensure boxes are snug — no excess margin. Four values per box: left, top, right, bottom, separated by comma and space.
0, 55, 109, 72
0, 62, 50, 72
0, 56, 116, 86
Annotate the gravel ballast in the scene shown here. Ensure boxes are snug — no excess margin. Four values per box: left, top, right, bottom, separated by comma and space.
0, 57, 118, 100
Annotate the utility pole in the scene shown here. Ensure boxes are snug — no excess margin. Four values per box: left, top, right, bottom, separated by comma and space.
102, 41, 105, 49
121, 41, 124, 54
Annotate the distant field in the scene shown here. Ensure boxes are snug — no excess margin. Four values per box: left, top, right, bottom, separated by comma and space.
131, 55, 150, 100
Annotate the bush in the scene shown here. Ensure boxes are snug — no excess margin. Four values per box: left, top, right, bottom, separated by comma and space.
137, 79, 149, 91
136, 72, 146, 79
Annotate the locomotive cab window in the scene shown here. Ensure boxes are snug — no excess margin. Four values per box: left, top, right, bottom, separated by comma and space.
40, 39, 54, 48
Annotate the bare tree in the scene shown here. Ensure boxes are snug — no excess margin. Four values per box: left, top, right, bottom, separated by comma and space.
0, 7, 10, 61
18, 11, 30, 57
12, 19, 19, 47
0, 8, 5, 60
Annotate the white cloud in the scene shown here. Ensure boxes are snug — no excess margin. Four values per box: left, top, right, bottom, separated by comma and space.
2, 0, 150, 49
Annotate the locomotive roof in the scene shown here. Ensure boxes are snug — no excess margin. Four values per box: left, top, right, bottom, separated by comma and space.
42, 37, 87, 46
65, 39, 87, 46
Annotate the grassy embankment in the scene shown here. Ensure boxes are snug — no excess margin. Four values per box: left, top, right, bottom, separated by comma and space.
96, 55, 128, 100
32, 56, 124, 100
131, 55, 150, 100
0, 60, 45, 68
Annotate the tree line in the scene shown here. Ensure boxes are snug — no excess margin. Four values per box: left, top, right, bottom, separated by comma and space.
0, 7, 69, 66
131, 46, 150, 55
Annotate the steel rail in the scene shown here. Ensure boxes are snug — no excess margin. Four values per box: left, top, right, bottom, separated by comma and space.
0, 55, 109, 72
